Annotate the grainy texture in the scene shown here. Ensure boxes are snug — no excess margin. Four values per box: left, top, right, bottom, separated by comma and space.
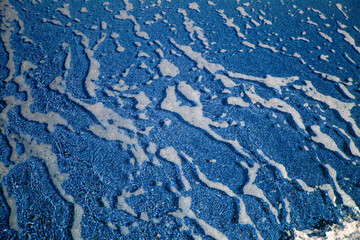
0, 0, 360, 239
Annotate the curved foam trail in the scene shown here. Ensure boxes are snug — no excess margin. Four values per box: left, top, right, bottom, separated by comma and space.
2, 186, 21, 233
68, 95, 137, 132
50, 44, 71, 94
72, 204, 84, 240
67, 94, 149, 165
256, 149, 290, 181
241, 162, 280, 224
177, 81, 201, 104
245, 86, 306, 131
333, 125, 360, 157
258, 42, 278, 52
73, 30, 104, 97
236, 6, 250, 17
344, 53, 356, 65
170, 39, 225, 74
290, 37, 309, 42
171, 196, 229, 240
114, 11, 149, 39
228, 72, 299, 94
335, 3, 349, 19
1, 0, 24, 82
236, 6, 261, 27
295, 179, 337, 207
117, 188, 146, 217
313, 70, 341, 83
294, 81, 360, 137
242, 41, 256, 49
217, 10, 246, 39
177, 8, 210, 48
63, 43, 72, 75
191, 214, 228, 240
160, 147, 191, 191
311, 8, 327, 20
258, 15, 272, 25
195, 165, 237, 198
2, 62, 69, 132
161, 83, 250, 158
318, 184, 337, 206
192, 165, 263, 239
338, 83, 356, 99
337, 29, 360, 54
325, 164, 360, 212
319, 32, 333, 42
253, 150, 343, 221
2, 134, 85, 239
296, 179, 316, 192
171, 39, 299, 95
311, 125, 350, 160
283, 198, 291, 224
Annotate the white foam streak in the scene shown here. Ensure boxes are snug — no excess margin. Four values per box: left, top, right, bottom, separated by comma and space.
337, 29, 360, 54
311, 125, 350, 160
178, 8, 209, 48
325, 164, 359, 212
228, 72, 299, 94
114, 11, 149, 39
241, 162, 280, 224
217, 10, 245, 39
161, 83, 250, 158
2, 186, 21, 233
171, 39, 224, 73
160, 147, 191, 191
294, 81, 360, 137
246, 87, 306, 131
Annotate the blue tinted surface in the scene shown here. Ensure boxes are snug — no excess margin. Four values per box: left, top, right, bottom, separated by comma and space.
1, 0, 360, 239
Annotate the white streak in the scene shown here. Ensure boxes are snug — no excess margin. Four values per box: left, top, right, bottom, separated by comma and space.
114, 11, 149, 39
337, 29, 360, 54
325, 164, 359, 212
2, 186, 21, 233
311, 125, 349, 160
338, 83, 355, 99
258, 42, 278, 52
177, 9, 209, 48
229, 73, 299, 94
335, 3, 348, 19
319, 32, 333, 42
217, 10, 245, 39
160, 147, 191, 191
171, 39, 224, 73
227, 96, 250, 107
56, 4, 71, 18
332, 125, 360, 157
294, 81, 360, 137
161, 83, 249, 157
241, 162, 280, 224
257, 149, 290, 180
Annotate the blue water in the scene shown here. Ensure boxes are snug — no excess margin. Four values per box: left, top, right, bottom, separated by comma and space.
1, 0, 360, 239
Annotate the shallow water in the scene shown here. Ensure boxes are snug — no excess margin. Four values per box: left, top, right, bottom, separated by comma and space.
0, 0, 360, 239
